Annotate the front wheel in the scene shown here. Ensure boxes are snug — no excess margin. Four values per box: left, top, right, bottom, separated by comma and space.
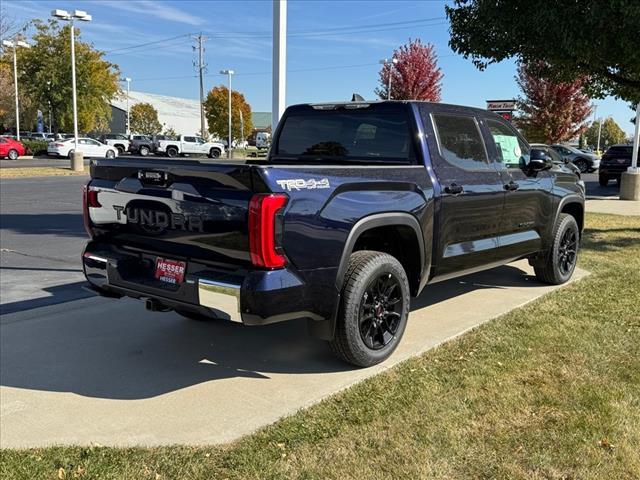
573, 158, 589, 173
209, 148, 221, 158
166, 146, 178, 158
105, 149, 115, 159
7, 149, 18, 160
534, 213, 579, 285
329, 251, 410, 367
139, 145, 150, 156
115, 145, 125, 155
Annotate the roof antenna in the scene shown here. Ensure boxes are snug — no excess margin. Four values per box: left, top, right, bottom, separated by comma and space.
351, 93, 365, 102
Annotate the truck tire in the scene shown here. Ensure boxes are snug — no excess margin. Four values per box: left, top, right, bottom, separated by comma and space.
139, 145, 150, 156
534, 213, 579, 285
329, 250, 410, 367
209, 148, 221, 158
166, 146, 178, 158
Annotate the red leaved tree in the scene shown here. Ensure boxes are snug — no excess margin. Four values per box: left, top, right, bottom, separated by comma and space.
375, 39, 443, 101
516, 62, 592, 143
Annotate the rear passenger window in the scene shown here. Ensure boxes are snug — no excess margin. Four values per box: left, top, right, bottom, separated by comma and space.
184, 136, 196, 142
486, 119, 529, 168
431, 114, 489, 170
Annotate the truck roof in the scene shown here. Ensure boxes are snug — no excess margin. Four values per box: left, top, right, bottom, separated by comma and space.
289, 100, 495, 116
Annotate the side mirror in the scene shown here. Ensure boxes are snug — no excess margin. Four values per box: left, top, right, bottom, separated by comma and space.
528, 148, 554, 171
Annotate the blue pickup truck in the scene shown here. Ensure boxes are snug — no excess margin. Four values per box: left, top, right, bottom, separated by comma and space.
82, 100, 585, 366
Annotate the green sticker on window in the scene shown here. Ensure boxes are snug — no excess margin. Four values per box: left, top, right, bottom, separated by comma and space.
493, 134, 521, 165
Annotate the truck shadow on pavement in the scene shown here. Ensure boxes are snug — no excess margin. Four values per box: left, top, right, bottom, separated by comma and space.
1, 264, 536, 400
0, 213, 85, 238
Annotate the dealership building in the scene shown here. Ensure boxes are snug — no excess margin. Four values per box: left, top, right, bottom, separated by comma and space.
109, 90, 270, 136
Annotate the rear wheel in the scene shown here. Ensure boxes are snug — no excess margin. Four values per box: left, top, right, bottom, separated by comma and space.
599, 176, 609, 187
105, 149, 115, 159
573, 158, 589, 173
534, 213, 579, 285
115, 145, 125, 155
166, 146, 178, 158
67, 149, 75, 159
139, 145, 150, 156
329, 251, 410, 367
7, 149, 18, 160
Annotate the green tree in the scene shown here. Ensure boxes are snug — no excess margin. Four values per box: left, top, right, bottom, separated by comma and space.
446, 0, 640, 104
584, 118, 627, 150
130, 102, 162, 135
203, 85, 253, 141
13, 19, 120, 133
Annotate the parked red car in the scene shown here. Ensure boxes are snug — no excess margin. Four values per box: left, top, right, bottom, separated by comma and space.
0, 137, 26, 160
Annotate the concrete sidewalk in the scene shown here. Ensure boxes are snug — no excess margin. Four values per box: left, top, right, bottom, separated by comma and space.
586, 197, 640, 216
0, 260, 588, 448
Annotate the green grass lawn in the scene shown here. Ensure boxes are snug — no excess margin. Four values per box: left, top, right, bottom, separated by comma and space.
2, 213, 639, 479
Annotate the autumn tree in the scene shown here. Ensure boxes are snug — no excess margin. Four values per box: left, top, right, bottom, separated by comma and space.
446, 0, 640, 105
584, 118, 627, 150
130, 102, 162, 135
375, 39, 443, 101
14, 19, 120, 133
516, 63, 592, 143
203, 86, 253, 141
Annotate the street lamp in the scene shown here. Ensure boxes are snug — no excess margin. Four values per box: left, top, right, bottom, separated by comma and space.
51, 9, 92, 154
122, 77, 132, 135
2, 39, 30, 141
220, 69, 234, 158
379, 57, 398, 101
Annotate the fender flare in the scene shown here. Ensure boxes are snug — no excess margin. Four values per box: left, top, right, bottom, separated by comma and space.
334, 212, 425, 290
554, 195, 585, 233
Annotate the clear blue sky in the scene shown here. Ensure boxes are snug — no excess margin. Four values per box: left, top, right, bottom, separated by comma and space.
5, 0, 635, 135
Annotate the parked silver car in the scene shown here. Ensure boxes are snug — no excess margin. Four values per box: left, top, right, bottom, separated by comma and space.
550, 144, 600, 173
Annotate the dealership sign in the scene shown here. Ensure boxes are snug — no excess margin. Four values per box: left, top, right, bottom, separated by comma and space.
486, 99, 516, 122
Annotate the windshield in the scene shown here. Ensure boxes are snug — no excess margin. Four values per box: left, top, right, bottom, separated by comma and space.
274, 104, 414, 163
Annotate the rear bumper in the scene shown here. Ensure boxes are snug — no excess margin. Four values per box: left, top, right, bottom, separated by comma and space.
599, 165, 629, 178
82, 241, 326, 325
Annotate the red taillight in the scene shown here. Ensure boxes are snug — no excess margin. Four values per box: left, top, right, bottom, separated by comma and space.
53, 142, 64, 147
248, 193, 288, 268
82, 184, 100, 238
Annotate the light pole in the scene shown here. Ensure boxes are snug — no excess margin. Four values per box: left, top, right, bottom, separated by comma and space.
46, 80, 52, 134
2, 39, 30, 141
597, 117, 603, 153
51, 9, 92, 154
379, 57, 398, 100
122, 77, 132, 135
220, 69, 234, 158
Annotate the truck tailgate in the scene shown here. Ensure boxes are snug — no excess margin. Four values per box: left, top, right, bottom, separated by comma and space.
87, 158, 266, 269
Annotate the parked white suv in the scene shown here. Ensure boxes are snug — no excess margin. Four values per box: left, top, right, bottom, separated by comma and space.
156, 135, 225, 158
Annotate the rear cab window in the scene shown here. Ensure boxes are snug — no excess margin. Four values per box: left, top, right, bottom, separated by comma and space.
430, 113, 490, 170
273, 103, 416, 164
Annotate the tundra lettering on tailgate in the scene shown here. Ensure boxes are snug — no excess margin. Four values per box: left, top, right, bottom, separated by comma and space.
112, 205, 204, 232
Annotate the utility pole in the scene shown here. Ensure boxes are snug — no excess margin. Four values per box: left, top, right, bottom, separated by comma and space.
192, 33, 208, 138
239, 109, 244, 148
220, 69, 234, 158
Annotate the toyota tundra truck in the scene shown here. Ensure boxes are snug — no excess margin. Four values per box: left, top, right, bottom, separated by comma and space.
82, 101, 585, 367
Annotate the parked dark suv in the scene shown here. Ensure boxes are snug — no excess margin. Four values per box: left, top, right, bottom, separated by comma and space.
599, 144, 637, 186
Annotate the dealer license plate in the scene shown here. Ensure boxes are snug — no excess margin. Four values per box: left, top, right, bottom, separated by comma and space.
155, 257, 186, 285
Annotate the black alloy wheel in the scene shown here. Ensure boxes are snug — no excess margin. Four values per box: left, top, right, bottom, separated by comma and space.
359, 273, 403, 350
557, 227, 578, 276
573, 158, 589, 173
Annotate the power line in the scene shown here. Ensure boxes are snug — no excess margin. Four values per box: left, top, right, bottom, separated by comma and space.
104, 34, 191, 54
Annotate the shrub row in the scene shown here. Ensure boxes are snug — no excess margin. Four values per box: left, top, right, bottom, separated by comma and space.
21, 139, 49, 155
